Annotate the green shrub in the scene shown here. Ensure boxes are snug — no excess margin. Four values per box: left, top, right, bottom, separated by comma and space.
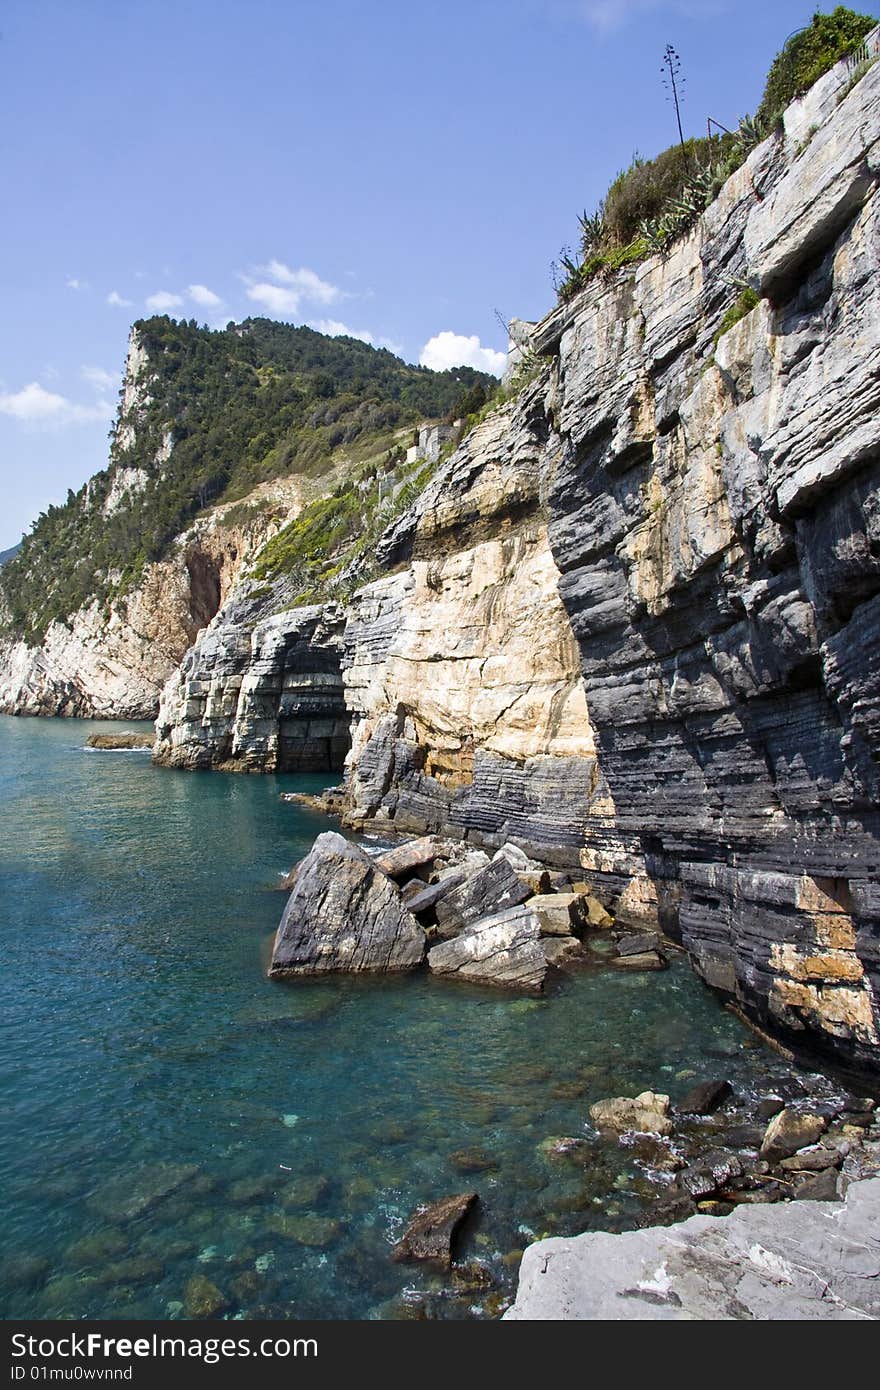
601, 139, 735, 250
557, 8, 877, 304
756, 7, 876, 130
712, 286, 761, 348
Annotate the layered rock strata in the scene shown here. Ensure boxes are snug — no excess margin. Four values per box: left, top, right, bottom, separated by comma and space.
153, 596, 349, 772
151, 41, 880, 1067
333, 46, 880, 1070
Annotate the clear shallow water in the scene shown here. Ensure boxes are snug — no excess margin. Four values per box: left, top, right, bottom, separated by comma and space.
0, 715, 829, 1320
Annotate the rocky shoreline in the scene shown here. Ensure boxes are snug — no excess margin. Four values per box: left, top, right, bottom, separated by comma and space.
267, 826, 879, 1317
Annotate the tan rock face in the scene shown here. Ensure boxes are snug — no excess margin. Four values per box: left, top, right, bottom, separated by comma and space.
0, 506, 282, 719
340, 389, 609, 860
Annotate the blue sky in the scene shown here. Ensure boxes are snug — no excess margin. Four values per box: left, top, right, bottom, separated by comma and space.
0, 0, 853, 549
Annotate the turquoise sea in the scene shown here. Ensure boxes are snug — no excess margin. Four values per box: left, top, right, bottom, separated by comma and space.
0, 715, 827, 1319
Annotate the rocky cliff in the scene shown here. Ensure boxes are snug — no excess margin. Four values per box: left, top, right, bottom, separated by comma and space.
0, 319, 492, 718
0, 498, 292, 718
152, 40, 880, 1071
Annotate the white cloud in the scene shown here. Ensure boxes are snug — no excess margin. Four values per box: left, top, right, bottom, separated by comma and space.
81, 366, 117, 393
307, 320, 403, 355
578, 0, 725, 31
246, 282, 303, 315
66, 277, 84, 291
146, 290, 184, 312
107, 290, 133, 308
188, 283, 222, 308
309, 318, 374, 344
0, 382, 113, 427
419, 331, 506, 377
243, 261, 342, 318
261, 262, 340, 304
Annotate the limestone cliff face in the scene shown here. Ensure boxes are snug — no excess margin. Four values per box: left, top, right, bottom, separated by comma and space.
335, 45, 880, 1067
148, 42, 880, 1068
153, 587, 348, 772
340, 398, 608, 862
531, 49, 880, 1068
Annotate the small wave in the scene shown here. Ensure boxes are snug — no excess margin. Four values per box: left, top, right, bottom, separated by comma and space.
82, 745, 153, 755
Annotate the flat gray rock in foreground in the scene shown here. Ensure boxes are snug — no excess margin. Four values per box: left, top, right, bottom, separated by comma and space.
505, 1177, 880, 1320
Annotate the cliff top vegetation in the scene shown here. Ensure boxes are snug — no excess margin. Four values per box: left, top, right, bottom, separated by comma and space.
556, 7, 877, 301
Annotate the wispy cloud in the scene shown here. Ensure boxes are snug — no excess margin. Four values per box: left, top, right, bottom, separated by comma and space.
0, 382, 113, 427
107, 290, 133, 308
146, 290, 184, 312
66, 277, 86, 291
578, 0, 726, 32
81, 366, 117, 393
419, 331, 506, 377
188, 283, 223, 308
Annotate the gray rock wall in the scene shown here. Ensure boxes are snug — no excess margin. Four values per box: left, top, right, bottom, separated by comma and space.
153, 593, 349, 772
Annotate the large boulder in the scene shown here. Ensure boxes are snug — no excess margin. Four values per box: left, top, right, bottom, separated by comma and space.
589, 1092, 673, 1136
760, 1109, 828, 1162
428, 904, 547, 992
434, 857, 532, 939
269, 832, 426, 977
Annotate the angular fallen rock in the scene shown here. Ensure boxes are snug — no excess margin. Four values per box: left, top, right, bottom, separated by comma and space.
530, 893, 588, 937
391, 1192, 478, 1268
676, 1079, 733, 1115
760, 1109, 828, 1162
492, 843, 539, 873
570, 883, 614, 926
404, 870, 467, 918
270, 831, 425, 977
374, 835, 444, 880
589, 1091, 673, 1136
434, 857, 532, 938
505, 1176, 880, 1320
617, 932, 662, 957
612, 951, 666, 971
678, 1151, 744, 1199
428, 904, 547, 992
779, 1143, 847, 1172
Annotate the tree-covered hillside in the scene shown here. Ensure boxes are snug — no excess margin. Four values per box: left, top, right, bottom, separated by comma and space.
0, 317, 495, 641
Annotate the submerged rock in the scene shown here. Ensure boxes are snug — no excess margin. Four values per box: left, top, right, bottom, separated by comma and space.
183, 1274, 229, 1319
0, 1254, 50, 1291
270, 832, 425, 977
391, 1192, 478, 1268
428, 904, 547, 992
86, 1163, 199, 1224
